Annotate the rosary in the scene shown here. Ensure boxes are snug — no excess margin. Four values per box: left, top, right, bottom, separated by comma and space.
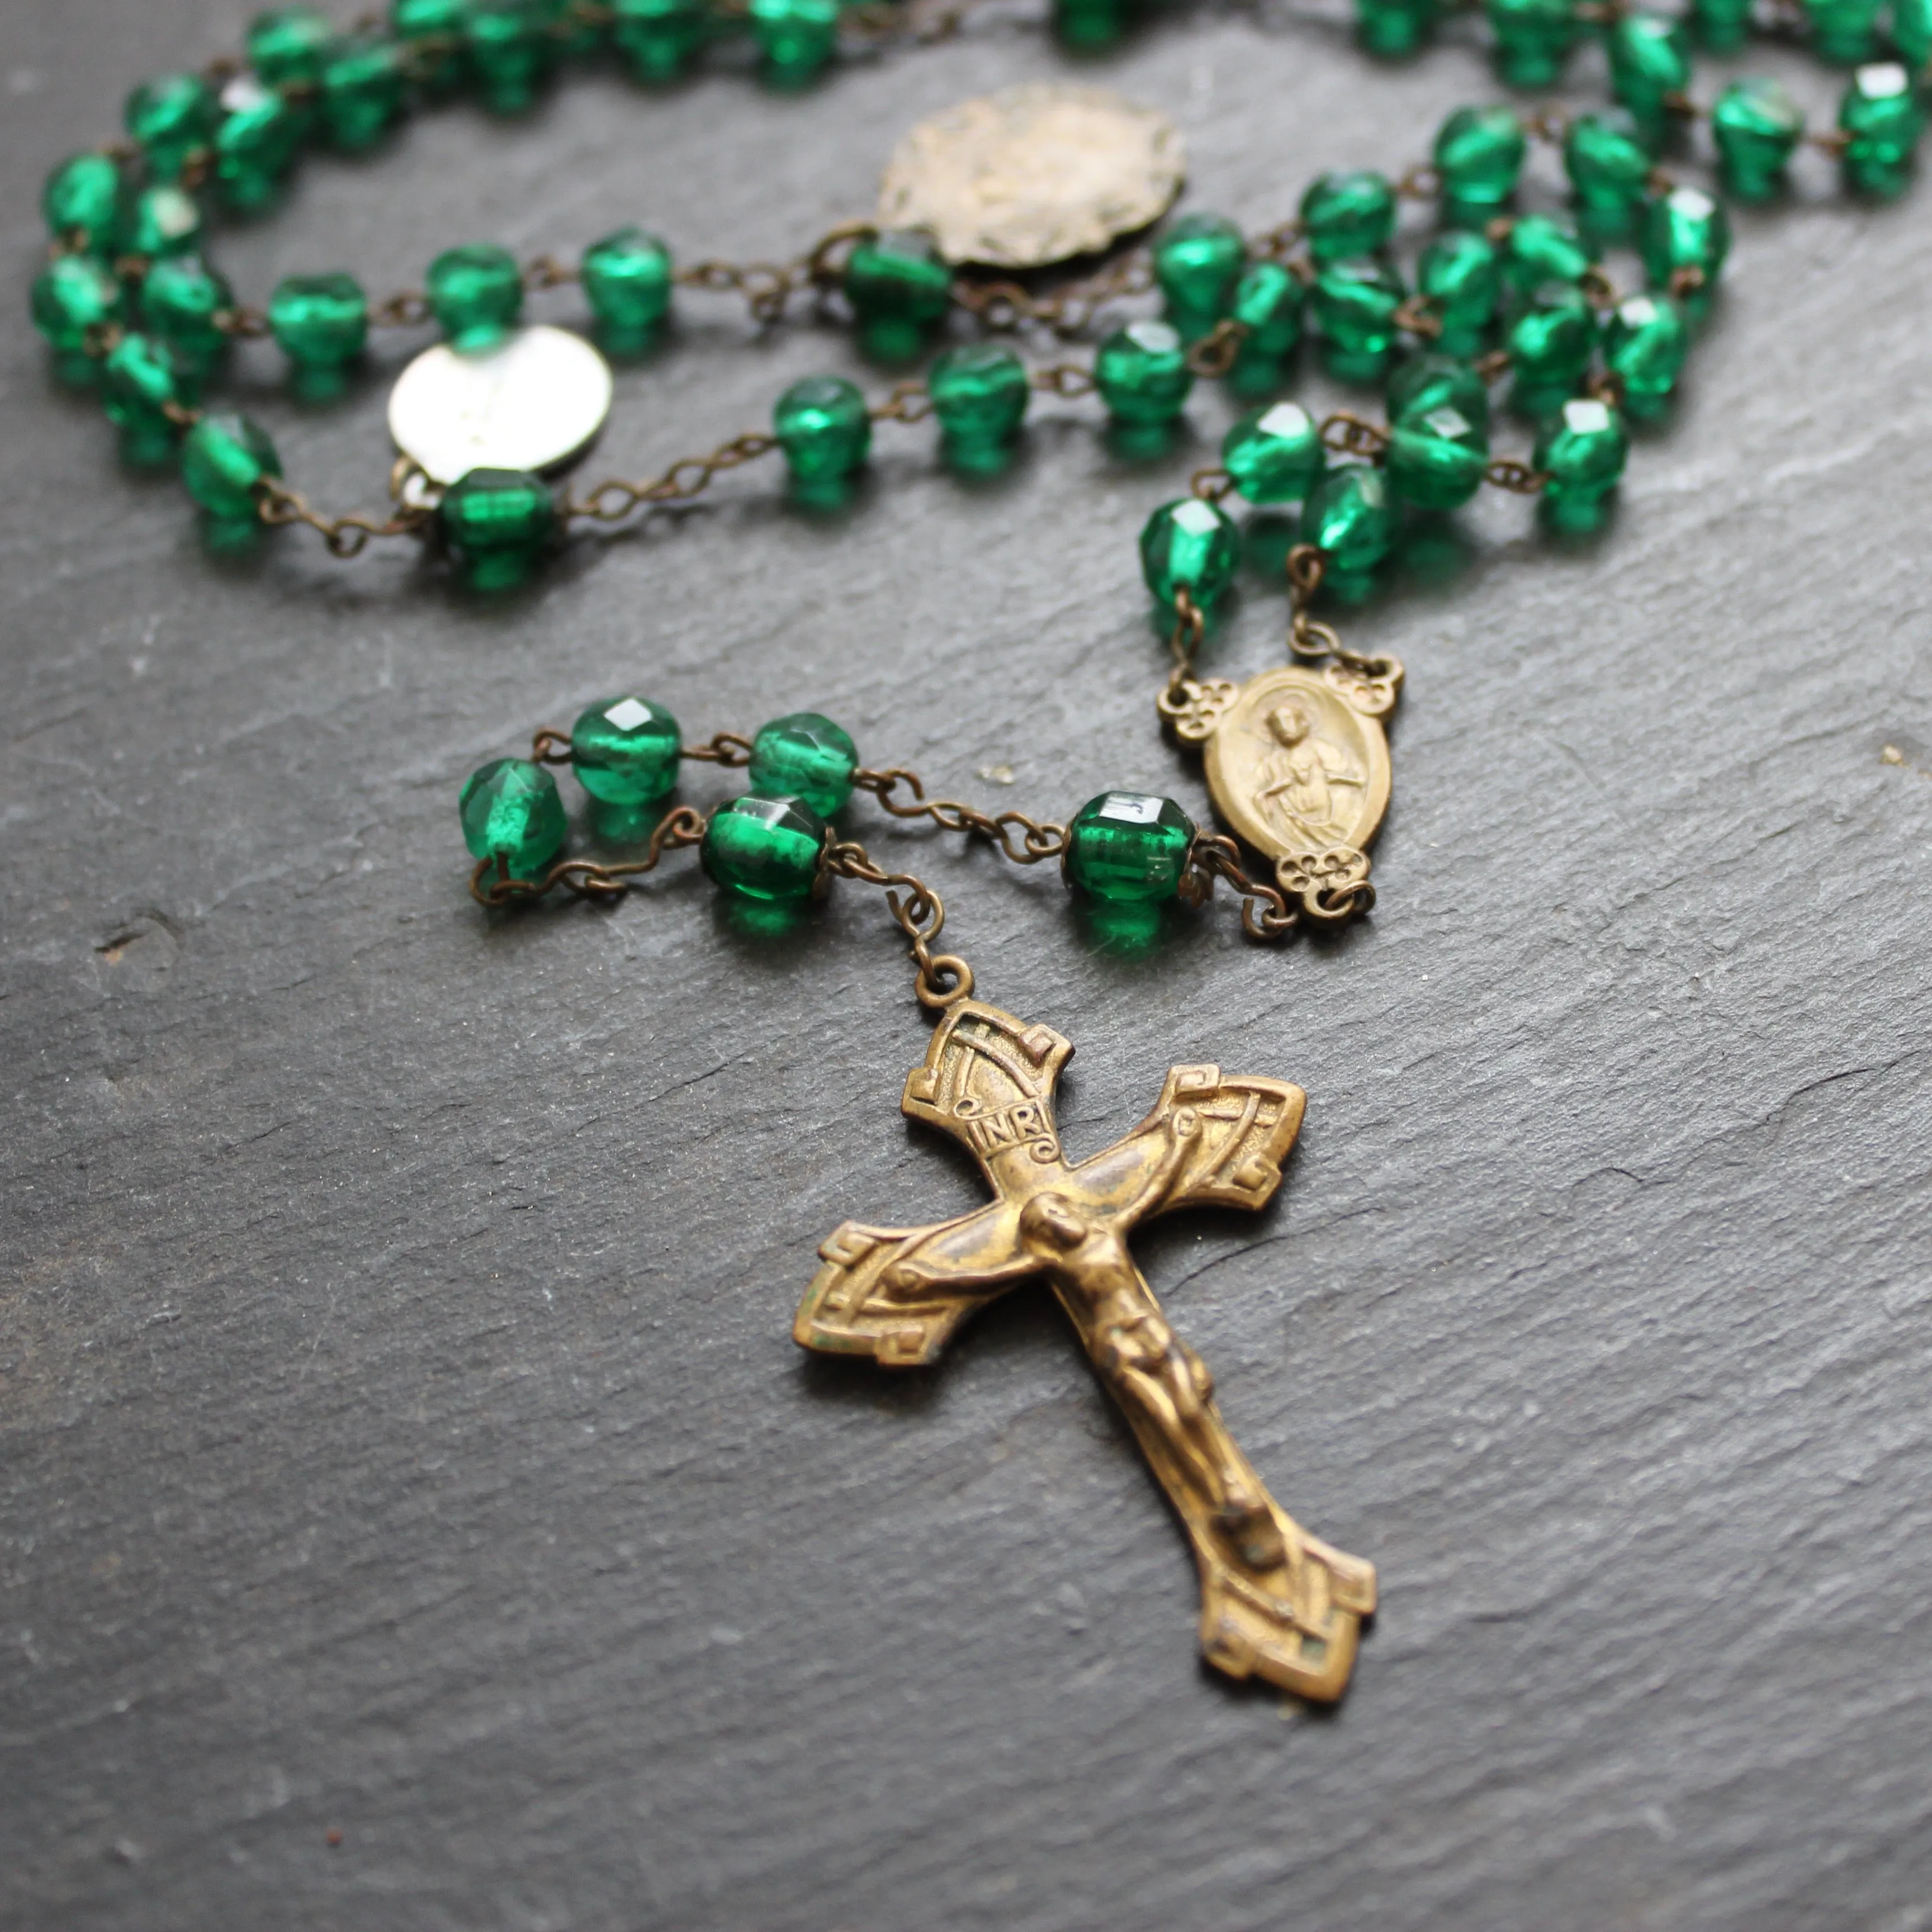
33, 0, 1926, 1702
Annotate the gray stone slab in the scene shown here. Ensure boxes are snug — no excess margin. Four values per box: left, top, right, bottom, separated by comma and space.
2, 3, 1930, 1928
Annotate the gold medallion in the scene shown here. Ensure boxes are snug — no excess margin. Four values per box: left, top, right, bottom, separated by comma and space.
877, 83, 1185, 269
1161, 656, 1403, 917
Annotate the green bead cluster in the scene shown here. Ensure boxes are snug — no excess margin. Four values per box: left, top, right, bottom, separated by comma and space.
773, 376, 873, 487
571, 695, 683, 806
747, 713, 859, 816
437, 468, 556, 588
1094, 320, 1194, 427
1712, 79, 1807, 201
927, 344, 1031, 461
1839, 63, 1926, 196
1064, 794, 1197, 905
1153, 214, 1248, 337
427, 244, 525, 350
1139, 499, 1242, 611
461, 759, 570, 879
581, 225, 674, 348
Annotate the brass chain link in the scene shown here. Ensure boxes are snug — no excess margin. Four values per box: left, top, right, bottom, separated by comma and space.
852, 767, 1068, 864
469, 804, 708, 908
818, 841, 974, 1008
1183, 835, 1299, 940
255, 477, 432, 557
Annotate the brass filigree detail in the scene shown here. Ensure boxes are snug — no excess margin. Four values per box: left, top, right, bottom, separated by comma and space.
1323, 652, 1405, 719
1156, 676, 1240, 744
1276, 846, 1376, 923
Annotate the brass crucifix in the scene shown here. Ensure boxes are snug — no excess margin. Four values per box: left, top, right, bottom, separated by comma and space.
794, 1000, 1375, 1701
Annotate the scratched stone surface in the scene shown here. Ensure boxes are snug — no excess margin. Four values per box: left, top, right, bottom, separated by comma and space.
3, 2, 1931, 1928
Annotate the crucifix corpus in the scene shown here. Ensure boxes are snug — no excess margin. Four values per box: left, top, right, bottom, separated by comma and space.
794, 999, 1375, 1701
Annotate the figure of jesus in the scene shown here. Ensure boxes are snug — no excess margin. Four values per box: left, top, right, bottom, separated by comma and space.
1254, 700, 1363, 849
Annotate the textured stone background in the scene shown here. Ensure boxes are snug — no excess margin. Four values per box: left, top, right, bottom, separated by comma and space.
3, 2, 1931, 1928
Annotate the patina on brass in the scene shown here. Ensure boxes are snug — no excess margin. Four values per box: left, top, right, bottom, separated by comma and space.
877, 84, 1185, 268
794, 1000, 1375, 1702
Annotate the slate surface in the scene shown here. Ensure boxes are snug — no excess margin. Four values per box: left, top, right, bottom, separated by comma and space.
3, 3, 1931, 1928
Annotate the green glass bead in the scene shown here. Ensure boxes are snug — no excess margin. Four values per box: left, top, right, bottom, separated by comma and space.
1222, 401, 1324, 504
1602, 291, 1688, 413
1895, 0, 1932, 64
928, 343, 1030, 449
42, 153, 122, 252
612, 0, 709, 80
393, 0, 472, 89
1153, 213, 1247, 332
581, 226, 674, 338
1052, 0, 1128, 49
701, 794, 827, 902
138, 253, 235, 372
461, 759, 568, 875
1417, 230, 1501, 356
1313, 255, 1407, 358
1299, 171, 1396, 265
321, 37, 406, 150
248, 7, 339, 83
1093, 320, 1193, 425
1502, 213, 1592, 299
1387, 351, 1490, 433
544, 0, 609, 55
1565, 110, 1654, 220
1356, 0, 1437, 56
30, 255, 123, 354
125, 184, 204, 259
1433, 105, 1526, 219
1386, 404, 1488, 510
1640, 186, 1730, 293
1840, 62, 1925, 194
1711, 79, 1806, 200
748, 0, 840, 80
181, 411, 281, 520
1608, 13, 1692, 126
427, 243, 524, 349
101, 331, 198, 436
747, 713, 859, 816
1806, 0, 1885, 60
1065, 794, 1195, 905
269, 272, 370, 369
571, 696, 683, 806
1301, 466, 1396, 575
125, 73, 217, 180
842, 229, 953, 326
1507, 282, 1595, 392
1533, 395, 1628, 524
437, 468, 556, 585
467, 0, 557, 112
1486, 0, 1576, 86
213, 76, 305, 210
1690, 0, 1753, 48
1228, 260, 1303, 357
773, 375, 872, 482
1139, 499, 1241, 609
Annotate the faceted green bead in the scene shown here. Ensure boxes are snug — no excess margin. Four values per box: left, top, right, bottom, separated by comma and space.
1139, 499, 1241, 610
1299, 171, 1396, 265
928, 343, 1030, 449
613, 0, 710, 79
1386, 404, 1488, 510
125, 184, 205, 259
1565, 111, 1655, 223
125, 73, 218, 179
1388, 351, 1490, 433
438, 468, 556, 586
248, 7, 339, 83
1840, 63, 1925, 195
1417, 230, 1501, 356
1356, 0, 1437, 56
773, 375, 872, 482
748, 713, 859, 816
1502, 213, 1592, 299
101, 332, 198, 438
138, 253, 236, 372
748, 0, 840, 80
1433, 105, 1526, 219
30, 255, 123, 354
1222, 401, 1324, 504
428, 244, 524, 349
181, 411, 281, 520
1313, 255, 1406, 358
269, 272, 370, 369
461, 758, 568, 875
1228, 260, 1303, 356
1608, 13, 1692, 127
1486, 0, 1576, 86
321, 37, 406, 149
1640, 186, 1730, 293
213, 77, 305, 210
42, 153, 122, 252
1602, 291, 1688, 413
842, 229, 953, 326
1301, 466, 1396, 575
1895, 0, 1932, 64
1507, 282, 1595, 391
393, 0, 472, 89
1065, 793, 1196, 905
702, 793, 828, 902
1690, 0, 1754, 49
1533, 395, 1628, 525
1053, 0, 1128, 49
1093, 320, 1193, 426
581, 226, 674, 338
571, 695, 683, 806
1153, 213, 1247, 332
1712, 79, 1806, 200
1806, 0, 1885, 61
467, 0, 558, 112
